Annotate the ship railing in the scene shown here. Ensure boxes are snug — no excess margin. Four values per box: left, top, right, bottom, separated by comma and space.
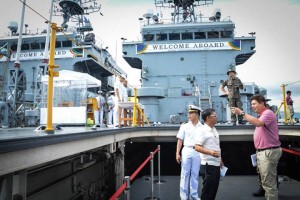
141, 15, 232, 26
109, 145, 163, 200
198, 86, 212, 110
208, 86, 212, 107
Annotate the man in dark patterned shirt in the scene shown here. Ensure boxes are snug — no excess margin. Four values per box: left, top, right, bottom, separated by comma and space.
286, 90, 294, 119
221, 68, 244, 125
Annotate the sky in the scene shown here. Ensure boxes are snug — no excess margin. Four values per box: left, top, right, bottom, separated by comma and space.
0, 0, 300, 112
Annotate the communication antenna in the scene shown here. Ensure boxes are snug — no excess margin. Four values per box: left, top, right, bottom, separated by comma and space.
143, 13, 153, 25
154, 0, 214, 23
7, 21, 18, 36
53, 0, 102, 33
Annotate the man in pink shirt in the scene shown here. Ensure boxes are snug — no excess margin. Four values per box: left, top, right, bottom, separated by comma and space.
231, 95, 282, 200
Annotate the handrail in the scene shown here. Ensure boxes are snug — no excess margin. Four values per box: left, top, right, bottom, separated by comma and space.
281, 147, 300, 156
109, 147, 159, 200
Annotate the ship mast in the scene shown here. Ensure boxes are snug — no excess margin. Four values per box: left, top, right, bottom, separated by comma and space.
154, 0, 213, 23
52, 0, 102, 40
33, 0, 103, 112
8, 0, 27, 127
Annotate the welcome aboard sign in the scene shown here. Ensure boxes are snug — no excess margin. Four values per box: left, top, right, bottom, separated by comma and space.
136, 40, 241, 54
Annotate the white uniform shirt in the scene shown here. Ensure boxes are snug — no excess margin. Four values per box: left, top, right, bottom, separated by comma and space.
107, 95, 115, 110
96, 95, 105, 109
195, 123, 221, 166
114, 80, 123, 102
177, 121, 203, 146
122, 85, 129, 102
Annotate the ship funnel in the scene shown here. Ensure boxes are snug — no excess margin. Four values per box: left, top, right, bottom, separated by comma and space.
7, 21, 18, 36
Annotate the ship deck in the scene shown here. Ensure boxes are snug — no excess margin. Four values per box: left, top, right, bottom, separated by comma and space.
0, 124, 300, 199
128, 175, 300, 200
1, 124, 299, 176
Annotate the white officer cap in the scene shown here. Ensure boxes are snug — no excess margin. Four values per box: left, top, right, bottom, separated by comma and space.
188, 105, 202, 114
98, 91, 103, 94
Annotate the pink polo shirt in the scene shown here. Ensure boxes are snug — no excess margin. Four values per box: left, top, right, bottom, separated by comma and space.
253, 108, 281, 149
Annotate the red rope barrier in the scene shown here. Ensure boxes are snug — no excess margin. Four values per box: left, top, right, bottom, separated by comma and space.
109, 146, 159, 200
282, 147, 300, 156
130, 147, 159, 181
130, 154, 151, 181
109, 182, 127, 200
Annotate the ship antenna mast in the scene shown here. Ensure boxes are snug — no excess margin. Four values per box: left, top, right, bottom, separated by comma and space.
154, 0, 213, 23
53, 0, 102, 37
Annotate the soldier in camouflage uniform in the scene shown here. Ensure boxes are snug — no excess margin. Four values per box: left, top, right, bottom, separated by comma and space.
221, 68, 244, 125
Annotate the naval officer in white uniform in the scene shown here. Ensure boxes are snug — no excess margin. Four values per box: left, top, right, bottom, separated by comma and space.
176, 105, 202, 200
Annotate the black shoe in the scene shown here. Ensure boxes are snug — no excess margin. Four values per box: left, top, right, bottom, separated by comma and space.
238, 120, 246, 125
252, 188, 265, 197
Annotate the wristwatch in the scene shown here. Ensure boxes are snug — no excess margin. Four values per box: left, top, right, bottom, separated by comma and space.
240, 111, 245, 117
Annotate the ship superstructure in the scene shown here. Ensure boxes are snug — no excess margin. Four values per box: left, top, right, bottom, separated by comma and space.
0, 0, 125, 127
122, 0, 265, 123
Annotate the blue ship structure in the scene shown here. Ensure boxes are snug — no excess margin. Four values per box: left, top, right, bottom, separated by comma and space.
122, 0, 265, 123
0, 1, 299, 200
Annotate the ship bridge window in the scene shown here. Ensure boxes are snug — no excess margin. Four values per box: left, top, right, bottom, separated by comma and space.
11, 44, 17, 51
195, 32, 206, 39
62, 40, 72, 47
169, 33, 180, 40
207, 31, 219, 39
56, 41, 61, 48
41, 42, 45, 49
21, 43, 30, 50
182, 33, 193, 40
221, 31, 233, 38
156, 34, 167, 41
31, 42, 40, 50
144, 34, 154, 41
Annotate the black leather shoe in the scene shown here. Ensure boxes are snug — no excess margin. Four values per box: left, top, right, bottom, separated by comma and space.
238, 120, 246, 125
252, 188, 265, 197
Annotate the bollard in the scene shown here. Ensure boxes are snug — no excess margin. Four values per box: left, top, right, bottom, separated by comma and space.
124, 176, 130, 200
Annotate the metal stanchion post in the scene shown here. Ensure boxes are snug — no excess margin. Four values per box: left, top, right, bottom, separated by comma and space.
154, 145, 165, 184
145, 152, 159, 200
150, 152, 154, 199
124, 176, 130, 200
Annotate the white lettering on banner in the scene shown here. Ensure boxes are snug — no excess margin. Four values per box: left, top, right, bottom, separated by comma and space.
136, 41, 241, 54
0, 50, 74, 62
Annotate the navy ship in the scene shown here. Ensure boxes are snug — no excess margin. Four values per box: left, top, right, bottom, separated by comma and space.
0, 1, 299, 200
122, 0, 265, 124
0, 0, 126, 128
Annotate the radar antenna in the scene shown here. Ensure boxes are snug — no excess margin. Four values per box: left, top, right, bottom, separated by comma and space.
154, 0, 213, 23
53, 0, 102, 32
